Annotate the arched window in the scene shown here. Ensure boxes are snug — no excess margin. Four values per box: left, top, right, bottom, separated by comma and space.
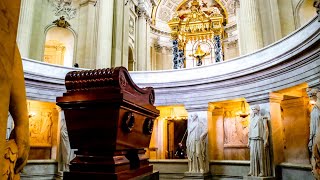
43, 27, 75, 67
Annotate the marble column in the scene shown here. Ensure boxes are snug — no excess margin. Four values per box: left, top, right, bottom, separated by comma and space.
77, 0, 98, 69
95, 0, 114, 69
258, 0, 282, 45
111, 0, 129, 68
214, 35, 223, 62
16, 0, 36, 58
184, 106, 211, 178
247, 93, 285, 177
146, 23, 151, 71
239, 0, 263, 55
137, 9, 148, 71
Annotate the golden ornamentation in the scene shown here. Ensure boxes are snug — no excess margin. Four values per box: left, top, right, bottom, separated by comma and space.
168, 0, 224, 49
189, 44, 210, 66
53, 16, 71, 28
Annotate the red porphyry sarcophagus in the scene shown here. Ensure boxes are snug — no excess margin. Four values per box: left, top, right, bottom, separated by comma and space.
56, 67, 159, 180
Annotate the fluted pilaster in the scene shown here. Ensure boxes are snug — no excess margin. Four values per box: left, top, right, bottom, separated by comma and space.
17, 0, 35, 58
239, 0, 263, 55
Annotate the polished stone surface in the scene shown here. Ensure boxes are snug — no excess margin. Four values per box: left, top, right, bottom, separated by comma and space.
135, 171, 160, 180
184, 172, 211, 180
21, 160, 58, 180
243, 176, 275, 180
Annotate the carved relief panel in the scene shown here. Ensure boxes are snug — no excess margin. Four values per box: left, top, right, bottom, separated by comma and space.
49, 0, 77, 20
223, 110, 249, 148
28, 100, 58, 148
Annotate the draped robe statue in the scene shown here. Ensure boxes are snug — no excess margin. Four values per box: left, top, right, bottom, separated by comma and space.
309, 92, 320, 154
0, 0, 30, 179
248, 105, 271, 177
186, 113, 208, 173
311, 92, 320, 179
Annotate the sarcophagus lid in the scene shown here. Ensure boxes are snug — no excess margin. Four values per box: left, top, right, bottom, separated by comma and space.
57, 67, 159, 155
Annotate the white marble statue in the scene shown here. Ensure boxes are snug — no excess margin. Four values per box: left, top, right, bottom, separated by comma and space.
248, 105, 272, 177
186, 113, 208, 173
309, 91, 320, 153
60, 111, 72, 171
6, 113, 14, 140
311, 129, 320, 180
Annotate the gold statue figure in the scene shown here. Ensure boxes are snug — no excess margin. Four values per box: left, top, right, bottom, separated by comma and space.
0, 1, 30, 179
189, 44, 210, 66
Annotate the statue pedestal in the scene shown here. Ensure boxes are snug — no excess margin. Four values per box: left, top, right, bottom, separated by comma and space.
243, 176, 276, 180
183, 172, 211, 180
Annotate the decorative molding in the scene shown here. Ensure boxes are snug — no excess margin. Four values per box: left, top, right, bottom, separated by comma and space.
150, 25, 171, 36
269, 93, 284, 104
49, 0, 77, 20
225, 39, 238, 49
129, 16, 135, 36
153, 43, 172, 53
224, 23, 237, 33
52, 16, 71, 28
21, 19, 320, 110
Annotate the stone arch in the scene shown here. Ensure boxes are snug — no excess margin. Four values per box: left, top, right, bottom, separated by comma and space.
294, 0, 317, 28
42, 24, 77, 67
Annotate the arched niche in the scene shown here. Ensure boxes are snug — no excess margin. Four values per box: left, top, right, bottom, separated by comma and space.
295, 0, 317, 27
43, 26, 76, 67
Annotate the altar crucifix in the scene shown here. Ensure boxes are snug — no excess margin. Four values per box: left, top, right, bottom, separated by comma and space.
189, 44, 210, 66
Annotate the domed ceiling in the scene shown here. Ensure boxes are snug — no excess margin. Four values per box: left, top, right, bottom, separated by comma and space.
154, 0, 237, 31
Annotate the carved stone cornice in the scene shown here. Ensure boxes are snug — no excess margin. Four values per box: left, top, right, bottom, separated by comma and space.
21, 19, 320, 108
269, 93, 284, 104
136, 6, 152, 23
153, 43, 172, 53
224, 23, 237, 33
224, 39, 238, 49
150, 25, 171, 36
308, 78, 320, 89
